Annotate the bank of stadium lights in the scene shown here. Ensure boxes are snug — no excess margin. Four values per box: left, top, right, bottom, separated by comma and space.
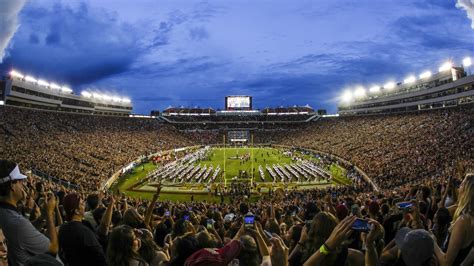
463, 57, 472, 67
419, 71, 432, 79
81, 91, 131, 103
403, 76, 416, 84
9, 70, 24, 79
24, 76, 37, 83
341, 90, 353, 102
369, 86, 380, 94
353, 87, 366, 98
438, 62, 453, 72
383, 81, 396, 90
37, 79, 49, 87
9, 69, 73, 94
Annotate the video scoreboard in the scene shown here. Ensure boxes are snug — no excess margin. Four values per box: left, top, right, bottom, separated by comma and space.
225, 95, 252, 110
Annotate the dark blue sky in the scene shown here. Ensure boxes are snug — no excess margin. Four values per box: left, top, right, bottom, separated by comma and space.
1, 0, 473, 114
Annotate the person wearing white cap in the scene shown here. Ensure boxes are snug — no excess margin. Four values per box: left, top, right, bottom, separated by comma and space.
0, 160, 58, 266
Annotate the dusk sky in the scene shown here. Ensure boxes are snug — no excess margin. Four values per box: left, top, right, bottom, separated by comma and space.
1, 0, 473, 114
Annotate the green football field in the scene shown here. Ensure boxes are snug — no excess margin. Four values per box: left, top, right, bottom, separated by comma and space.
196, 147, 293, 183
112, 147, 349, 201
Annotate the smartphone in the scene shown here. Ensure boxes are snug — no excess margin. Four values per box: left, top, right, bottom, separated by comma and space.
397, 202, 413, 209
244, 215, 255, 228
184, 215, 190, 221
291, 211, 296, 217
263, 230, 273, 239
351, 218, 372, 232
165, 211, 170, 217
331, 192, 337, 199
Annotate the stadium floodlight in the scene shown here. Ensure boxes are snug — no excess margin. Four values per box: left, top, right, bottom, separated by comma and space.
463, 57, 472, 67
419, 71, 432, 79
37, 79, 49, 87
369, 86, 380, 93
81, 91, 92, 98
61, 87, 72, 93
9, 70, 24, 79
403, 76, 416, 84
383, 81, 396, 90
24, 76, 37, 83
50, 83, 61, 90
354, 86, 366, 98
341, 90, 353, 103
438, 62, 452, 72
122, 98, 131, 104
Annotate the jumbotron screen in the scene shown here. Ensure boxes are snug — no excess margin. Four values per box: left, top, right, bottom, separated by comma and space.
225, 96, 252, 110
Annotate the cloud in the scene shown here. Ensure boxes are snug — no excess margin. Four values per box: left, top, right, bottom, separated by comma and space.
456, 0, 474, 28
0, 0, 27, 62
189, 27, 209, 41
1, 1, 142, 86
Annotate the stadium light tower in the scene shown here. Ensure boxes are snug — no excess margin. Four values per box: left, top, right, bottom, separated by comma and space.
61, 87, 72, 93
50, 83, 61, 90
9, 70, 24, 79
341, 90, 353, 103
354, 87, 366, 98
383, 82, 396, 90
369, 86, 380, 94
438, 62, 452, 72
463, 57, 472, 67
403, 76, 416, 84
419, 71, 432, 79
24, 76, 37, 83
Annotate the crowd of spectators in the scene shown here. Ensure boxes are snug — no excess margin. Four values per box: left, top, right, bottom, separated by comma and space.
260, 106, 473, 190
0, 159, 473, 266
0, 107, 193, 191
1, 104, 473, 265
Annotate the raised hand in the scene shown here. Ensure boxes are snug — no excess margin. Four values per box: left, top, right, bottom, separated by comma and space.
271, 234, 289, 266
324, 215, 356, 250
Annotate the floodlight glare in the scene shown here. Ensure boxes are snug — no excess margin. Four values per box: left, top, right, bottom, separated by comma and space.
341, 90, 353, 102
24, 76, 37, 83
92, 93, 102, 99
369, 86, 380, 93
384, 82, 396, 90
403, 76, 416, 84
419, 71, 432, 79
438, 62, 452, 72
81, 91, 92, 98
9, 70, 24, 79
61, 87, 72, 93
37, 79, 49, 87
463, 57, 472, 67
50, 83, 61, 90
354, 87, 366, 98
122, 98, 131, 103
112, 96, 121, 102
103, 95, 112, 101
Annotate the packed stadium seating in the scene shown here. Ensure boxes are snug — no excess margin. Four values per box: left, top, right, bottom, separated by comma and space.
1, 104, 473, 266
0, 106, 193, 191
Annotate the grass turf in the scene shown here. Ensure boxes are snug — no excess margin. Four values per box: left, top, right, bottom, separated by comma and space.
196, 147, 293, 183
113, 147, 350, 201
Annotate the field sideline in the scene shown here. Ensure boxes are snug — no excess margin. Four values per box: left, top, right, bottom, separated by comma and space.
112, 147, 348, 201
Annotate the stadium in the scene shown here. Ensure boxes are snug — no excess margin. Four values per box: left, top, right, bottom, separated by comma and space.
0, 1, 474, 266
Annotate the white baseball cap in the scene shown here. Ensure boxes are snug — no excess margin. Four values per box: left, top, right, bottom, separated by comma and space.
0, 164, 27, 184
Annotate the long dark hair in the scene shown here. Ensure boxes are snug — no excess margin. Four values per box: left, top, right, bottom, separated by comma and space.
107, 225, 141, 266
